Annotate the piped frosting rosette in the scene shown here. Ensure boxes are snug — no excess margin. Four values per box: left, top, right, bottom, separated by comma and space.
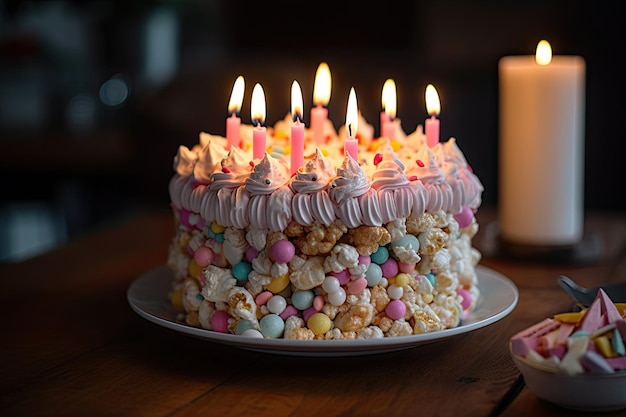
407, 145, 453, 213
442, 138, 483, 210
245, 153, 293, 231
370, 144, 414, 224
328, 155, 371, 228
432, 143, 465, 215
182, 140, 226, 213
290, 147, 336, 226
206, 146, 253, 229
169, 145, 197, 210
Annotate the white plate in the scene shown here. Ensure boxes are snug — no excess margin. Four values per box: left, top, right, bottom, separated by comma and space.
127, 265, 518, 356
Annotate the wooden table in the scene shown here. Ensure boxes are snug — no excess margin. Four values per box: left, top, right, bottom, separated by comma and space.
1, 206, 625, 417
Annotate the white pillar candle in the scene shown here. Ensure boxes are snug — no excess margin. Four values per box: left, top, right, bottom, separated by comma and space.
498, 40, 585, 245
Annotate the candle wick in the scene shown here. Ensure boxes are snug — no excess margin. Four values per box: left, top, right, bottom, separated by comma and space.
348, 124, 353, 137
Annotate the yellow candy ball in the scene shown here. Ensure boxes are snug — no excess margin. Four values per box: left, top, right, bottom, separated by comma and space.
264, 273, 290, 294
307, 312, 331, 336
395, 273, 410, 288
210, 221, 226, 234
390, 139, 402, 152
188, 258, 202, 279
284, 145, 292, 155
321, 148, 329, 157
171, 287, 184, 312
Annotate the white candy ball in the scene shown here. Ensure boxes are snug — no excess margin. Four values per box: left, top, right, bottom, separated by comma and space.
387, 284, 403, 300
322, 276, 341, 293
328, 287, 347, 306
267, 295, 287, 315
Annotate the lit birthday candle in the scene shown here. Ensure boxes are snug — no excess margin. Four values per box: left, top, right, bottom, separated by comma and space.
226, 75, 244, 149
425, 84, 441, 148
381, 78, 396, 139
310, 62, 332, 146
251, 83, 267, 161
344, 87, 359, 161
291, 80, 305, 175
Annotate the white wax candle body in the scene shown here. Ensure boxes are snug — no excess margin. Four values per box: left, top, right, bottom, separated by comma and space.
498, 55, 585, 245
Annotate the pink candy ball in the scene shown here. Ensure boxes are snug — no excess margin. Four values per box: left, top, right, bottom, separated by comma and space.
358, 255, 371, 268
255, 290, 273, 306
385, 299, 406, 320
330, 269, 351, 285
279, 305, 298, 320
179, 209, 193, 229
348, 277, 368, 295
380, 258, 399, 278
457, 288, 473, 310
210, 310, 230, 333
271, 239, 296, 263
193, 246, 214, 267
398, 262, 416, 273
454, 206, 474, 229
245, 246, 259, 262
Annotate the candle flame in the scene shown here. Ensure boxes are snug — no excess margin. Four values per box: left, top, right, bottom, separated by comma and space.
382, 79, 397, 119
228, 75, 245, 114
346, 87, 358, 137
425, 84, 441, 116
313, 62, 332, 106
291, 80, 304, 122
251, 83, 266, 126
536, 40, 552, 65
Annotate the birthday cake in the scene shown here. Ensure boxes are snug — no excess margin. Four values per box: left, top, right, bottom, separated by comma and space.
166, 83, 484, 340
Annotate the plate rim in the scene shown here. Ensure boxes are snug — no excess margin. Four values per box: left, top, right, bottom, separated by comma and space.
127, 264, 518, 356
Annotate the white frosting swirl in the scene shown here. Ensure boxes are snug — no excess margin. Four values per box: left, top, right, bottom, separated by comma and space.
291, 147, 335, 194
245, 153, 290, 196
173, 145, 197, 176
193, 139, 229, 184
210, 146, 253, 190
329, 155, 370, 227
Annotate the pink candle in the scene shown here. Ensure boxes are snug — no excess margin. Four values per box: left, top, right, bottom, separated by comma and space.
310, 62, 331, 146
381, 78, 396, 139
425, 84, 441, 147
251, 83, 267, 160
291, 80, 305, 175
226, 75, 244, 149
344, 87, 359, 161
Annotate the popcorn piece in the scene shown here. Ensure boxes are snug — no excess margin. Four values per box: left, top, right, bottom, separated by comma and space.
294, 221, 347, 256
182, 278, 203, 311
228, 287, 257, 321
201, 265, 236, 302
417, 228, 448, 255
334, 304, 375, 332
289, 255, 326, 290
348, 225, 391, 256
323, 243, 360, 273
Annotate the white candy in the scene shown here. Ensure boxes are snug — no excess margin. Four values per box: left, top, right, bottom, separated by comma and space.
387, 284, 403, 300
322, 276, 340, 293
242, 329, 264, 338
328, 287, 347, 306
267, 295, 287, 314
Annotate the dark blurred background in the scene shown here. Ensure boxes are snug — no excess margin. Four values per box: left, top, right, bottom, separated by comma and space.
1, 0, 624, 261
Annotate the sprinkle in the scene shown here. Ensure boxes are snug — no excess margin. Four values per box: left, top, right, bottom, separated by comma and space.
374, 153, 383, 166
222, 166, 231, 173
416, 159, 425, 167
249, 161, 255, 168
409, 175, 418, 181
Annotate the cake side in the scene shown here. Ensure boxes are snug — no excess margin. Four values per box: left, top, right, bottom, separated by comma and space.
166, 118, 484, 340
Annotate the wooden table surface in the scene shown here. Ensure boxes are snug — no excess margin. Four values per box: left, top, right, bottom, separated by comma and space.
1, 206, 625, 417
